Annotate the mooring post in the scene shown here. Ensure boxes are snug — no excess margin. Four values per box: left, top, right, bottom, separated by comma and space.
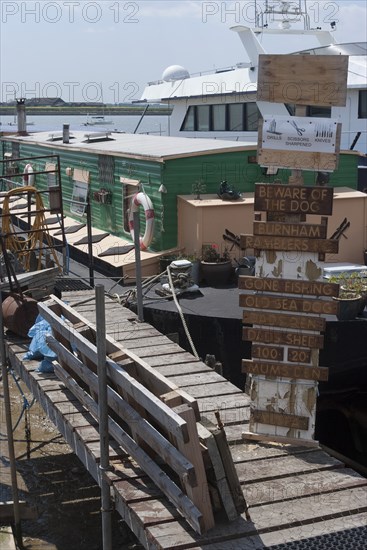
86, 196, 94, 288
0, 289, 23, 548
133, 211, 144, 322
95, 285, 112, 550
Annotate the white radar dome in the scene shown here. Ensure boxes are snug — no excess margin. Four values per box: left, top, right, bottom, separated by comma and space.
162, 65, 190, 82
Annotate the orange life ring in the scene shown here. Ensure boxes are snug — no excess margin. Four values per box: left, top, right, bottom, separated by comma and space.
23, 163, 34, 186
128, 192, 155, 251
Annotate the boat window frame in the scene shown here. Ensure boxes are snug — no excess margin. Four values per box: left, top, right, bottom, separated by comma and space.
212, 104, 227, 131
181, 106, 196, 131
196, 104, 211, 131
307, 106, 332, 118
180, 101, 260, 132
245, 102, 260, 131
358, 90, 367, 119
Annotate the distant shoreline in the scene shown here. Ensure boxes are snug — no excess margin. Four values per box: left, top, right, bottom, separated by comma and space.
0, 105, 172, 116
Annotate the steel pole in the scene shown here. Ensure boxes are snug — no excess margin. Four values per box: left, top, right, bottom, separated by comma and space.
87, 196, 94, 287
95, 285, 112, 550
133, 211, 144, 322
0, 290, 23, 547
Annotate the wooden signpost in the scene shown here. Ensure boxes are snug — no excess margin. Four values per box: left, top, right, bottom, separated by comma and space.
253, 220, 328, 239
243, 327, 324, 349
257, 55, 348, 107
257, 55, 346, 172
254, 184, 334, 214
239, 52, 347, 446
240, 294, 338, 315
243, 311, 326, 331
242, 360, 329, 382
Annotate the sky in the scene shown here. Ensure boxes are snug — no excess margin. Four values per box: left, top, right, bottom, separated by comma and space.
1, 0, 366, 104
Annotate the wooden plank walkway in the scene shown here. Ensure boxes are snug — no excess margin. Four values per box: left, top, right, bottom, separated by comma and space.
6, 289, 367, 549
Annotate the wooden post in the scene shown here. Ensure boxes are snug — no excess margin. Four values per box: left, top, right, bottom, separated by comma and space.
0, 289, 23, 547
95, 285, 112, 550
173, 404, 215, 532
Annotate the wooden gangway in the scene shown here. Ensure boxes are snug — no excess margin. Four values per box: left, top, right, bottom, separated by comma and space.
6, 289, 367, 549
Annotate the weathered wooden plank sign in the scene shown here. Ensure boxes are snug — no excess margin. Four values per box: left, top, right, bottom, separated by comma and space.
243, 310, 326, 331
252, 345, 284, 362
287, 348, 311, 364
252, 409, 310, 431
239, 276, 339, 297
253, 220, 328, 239
242, 360, 329, 382
254, 184, 334, 215
257, 147, 339, 172
243, 327, 324, 349
240, 294, 339, 315
257, 54, 348, 106
240, 234, 339, 254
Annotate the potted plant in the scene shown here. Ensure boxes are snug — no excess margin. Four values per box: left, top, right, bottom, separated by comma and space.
200, 244, 234, 286
330, 271, 367, 320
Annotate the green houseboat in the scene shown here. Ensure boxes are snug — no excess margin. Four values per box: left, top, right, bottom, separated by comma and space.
0, 130, 364, 278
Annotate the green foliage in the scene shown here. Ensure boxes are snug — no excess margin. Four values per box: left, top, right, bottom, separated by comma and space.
201, 244, 230, 263
329, 271, 367, 299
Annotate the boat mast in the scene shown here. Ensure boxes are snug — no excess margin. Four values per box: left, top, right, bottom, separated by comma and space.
255, 0, 310, 30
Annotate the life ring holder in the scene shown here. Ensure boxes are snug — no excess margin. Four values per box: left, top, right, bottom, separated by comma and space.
23, 163, 35, 186
128, 192, 155, 251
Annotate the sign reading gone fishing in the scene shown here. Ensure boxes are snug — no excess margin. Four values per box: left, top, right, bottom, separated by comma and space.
262, 116, 339, 153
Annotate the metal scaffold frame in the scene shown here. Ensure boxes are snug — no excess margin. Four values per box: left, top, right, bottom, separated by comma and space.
0, 154, 67, 274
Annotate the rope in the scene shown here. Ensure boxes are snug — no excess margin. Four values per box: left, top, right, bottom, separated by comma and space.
167, 265, 199, 360
1, 368, 36, 435
1, 186, 61, 272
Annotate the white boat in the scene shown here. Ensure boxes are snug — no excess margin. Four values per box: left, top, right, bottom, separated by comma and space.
83, 115, 113, 126
141, 0, 367, 153
8, 121, 35, 126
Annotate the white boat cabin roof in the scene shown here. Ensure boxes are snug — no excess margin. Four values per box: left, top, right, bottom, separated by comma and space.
5, 131, 257, 161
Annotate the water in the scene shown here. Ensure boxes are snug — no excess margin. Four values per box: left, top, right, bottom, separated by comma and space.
0, 113, 170, 135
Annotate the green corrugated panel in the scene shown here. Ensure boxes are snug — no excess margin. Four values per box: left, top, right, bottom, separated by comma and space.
159, 151, 263, 250
0, 139, 360, 254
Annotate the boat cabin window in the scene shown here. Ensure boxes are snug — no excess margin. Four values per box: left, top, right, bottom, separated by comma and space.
181, 102, 260, 132
286, 104, 331, 118
307, 106, 332, 118
212, 105, 226, 131
228, 104, 243, 131
246, 102, 260, 131
182, 107, 195, 131
197, 105, 210, 131
358, 90, 367, 119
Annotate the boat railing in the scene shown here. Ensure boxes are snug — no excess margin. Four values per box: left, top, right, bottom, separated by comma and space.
147, 64, 242, 86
